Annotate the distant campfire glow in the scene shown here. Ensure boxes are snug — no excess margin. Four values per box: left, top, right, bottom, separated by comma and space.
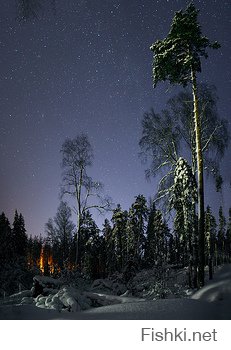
39, 247, 45, 274
28, 245, 74, 276
48, 254, 54, 274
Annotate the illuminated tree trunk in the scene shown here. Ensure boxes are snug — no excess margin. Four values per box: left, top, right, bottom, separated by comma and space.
191, 68, 205, 287
75, 167, 83, 268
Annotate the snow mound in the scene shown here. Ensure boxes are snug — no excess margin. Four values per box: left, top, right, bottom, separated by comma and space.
0, 304, 62, 320
0, 290, 33, 306
1, 264, 231, 319
192, 280, 231, 302
0, 298, 220, 320
77, 298, 219, 320
192, 265, 231, 302
129, 267, 189, 299
35, 286, 91, 312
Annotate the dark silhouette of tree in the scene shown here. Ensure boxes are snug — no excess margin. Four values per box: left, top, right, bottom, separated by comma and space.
45, 218, 57, 247
205, 206, 217, 279
45, 202, 75, 270
53, 201, 75, 268
144, 202, 169, 268
0, 212, 13, 266
80, 211, 102, 279
12, 210, 28, 260
126, 195, 148, 265
102, 218, 115, 275
150, 3, 220, 287
45, 219, 61, 270
0, 211, 33, 295
111, 204, 128, 272
167, 232, 177, 265
60, 133, 112, 268
217, 206, 226, 265
32, 235, 43, 268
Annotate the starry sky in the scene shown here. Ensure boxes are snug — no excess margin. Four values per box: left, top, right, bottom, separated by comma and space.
0, 0, 230, 236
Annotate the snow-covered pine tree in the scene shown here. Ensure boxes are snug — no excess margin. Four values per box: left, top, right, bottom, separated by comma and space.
173, 209, 186, 266
170, 157, 197, 287
80, 210, 100, 276
102, 218, 116, 276
126, 195, 148, 266
139, 84, 229, 281
144, 201, 169, 268
143, 201, 157, 267
167, 232, 177, 265
111, 204, 128, 272
82, 212, 106, 279
150, 2, 220, 287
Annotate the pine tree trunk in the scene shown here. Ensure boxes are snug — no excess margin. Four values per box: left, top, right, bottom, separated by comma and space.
192, 203, 198, 288
191, 68, 205, 287
184, 205, 193, 288
75, 214, 80, 267
75, 167, 83, 268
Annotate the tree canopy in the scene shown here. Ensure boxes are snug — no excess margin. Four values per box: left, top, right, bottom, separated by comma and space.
150, 3, 220, 87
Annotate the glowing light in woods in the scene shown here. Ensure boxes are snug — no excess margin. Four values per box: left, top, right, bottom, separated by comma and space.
39, 247, 45, 274
38, 246, 55, 275
29, 246, 74, 275
48, 254, 54, 274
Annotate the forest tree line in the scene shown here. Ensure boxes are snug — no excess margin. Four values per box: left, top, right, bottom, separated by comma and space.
0, 201, 231, 296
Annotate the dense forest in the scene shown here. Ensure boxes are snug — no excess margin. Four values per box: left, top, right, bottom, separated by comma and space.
0, 201, 230, 297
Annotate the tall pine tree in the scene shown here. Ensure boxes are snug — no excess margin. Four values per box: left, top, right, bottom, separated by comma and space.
126, 195, 148, 266
144, 202, 169, 268
150, 2, 220, 287
111, 204, 128, 272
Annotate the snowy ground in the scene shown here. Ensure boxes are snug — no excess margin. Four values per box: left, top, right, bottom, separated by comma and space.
0, 265, 231, 320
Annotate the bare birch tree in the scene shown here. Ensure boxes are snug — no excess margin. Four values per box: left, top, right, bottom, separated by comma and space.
60, 133, 112, 268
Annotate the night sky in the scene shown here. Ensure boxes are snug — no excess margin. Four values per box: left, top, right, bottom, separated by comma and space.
0, 0, 230, 236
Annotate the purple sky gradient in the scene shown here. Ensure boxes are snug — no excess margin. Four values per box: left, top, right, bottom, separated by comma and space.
0, 0, 230, 235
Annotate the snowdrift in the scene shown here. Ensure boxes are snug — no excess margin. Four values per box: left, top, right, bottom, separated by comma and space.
0, 265, 230, 319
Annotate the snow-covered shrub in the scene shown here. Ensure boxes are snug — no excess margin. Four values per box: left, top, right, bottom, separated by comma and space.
34, 286, 91, 312
91, 277, 127, 296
